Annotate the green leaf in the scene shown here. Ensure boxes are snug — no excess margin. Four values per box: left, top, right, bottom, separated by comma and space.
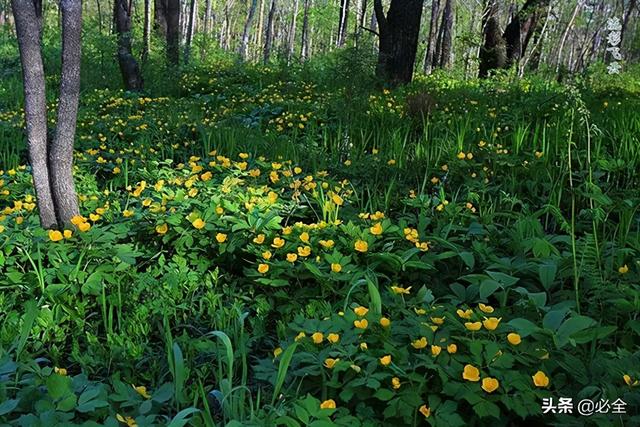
507, 318, 540, 337
479, 279, 500, 299
538, 261, 557, 290
373, 389, 395, 401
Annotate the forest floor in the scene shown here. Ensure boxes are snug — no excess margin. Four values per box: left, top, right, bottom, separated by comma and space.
0, 59, 639, 426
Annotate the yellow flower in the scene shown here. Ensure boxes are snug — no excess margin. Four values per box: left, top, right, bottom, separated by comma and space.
324, 358, 340, 369
156, 223, 168, 235
78, 222, 91, 232
481, 377, 499, 393
478, 303, 494, 313
370, 222, 383, 235
286, 253, 298, 263
507, 333, 521, 345
63, 230, 72, 239
619, 264, 629, 274
456, 308, 473, 319
391, 285, 411, 295
215, 233, 227, 243
419, 404, 431, 418
482, 317, 502, 331
411, 337, 428, 349
392, 377, 401, 389
116, 414, 138, 427
294, 332, 306, 341
262, 250, 272, 260
462, 364, 480, 382
89, 213, 101, 222
273, 347, 283, 358
54, 367, 67, 376
48, 230, 64, 242
532, 371, 549, 388
431, 345, 442, 356
465, 321, 482, 331
320, 399, 336, 409
297, 246, 311, 257
354, 240, 368, 252
299, 232, 310, 243
353, 306, 369, 317
192, 218, 205, 229
359, 342, 368, 350
431, 317, 444, 325
132, 384, 151, 399
253, 234, 265, 244
257, 263, 269, 274
71, 215, 85, 225
354, 319, 368, 329
623, 374, 639, 386
123, 209, 134, 217
330, 263, 342, 272
319, 239, 334, 249
327, 333, 340, 344
379, 355, 392, 366
271, 237, 285, 248
312, 332, 324, 344
380, 317, 391, 327
332, 194, 344, 206
447, 343, 457, 354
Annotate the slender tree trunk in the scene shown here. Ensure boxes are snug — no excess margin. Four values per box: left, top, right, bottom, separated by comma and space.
154, 0, 168, 37
255, 0, 265, 58
240, 0, 258, 60
287, 0, 299, 63
423, 0, 440, 74
184, 0, 196, 63
300, 0, 311, 59
374, 0, 424, 85
337, 0, 348, 46
478, 0, 506, 77
115, 0, 144, 90
166, 0, 180, 63
555, 0, 581, 73
143, 0, 151, 61
620, 0, 637, 49
438, 0, 454, 69
203, 0, 211, 32
263, 0, 276, 63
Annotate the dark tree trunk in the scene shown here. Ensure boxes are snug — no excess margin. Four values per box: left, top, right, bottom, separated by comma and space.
287, 0, 299, 63
620, 0, 637, 49
115, 0, 144, 90
423, 0, 440, 74
154, 0, 167, 37
478, 0, 506, 77
166, 0, 180, 64
11, 0, 81, 228
437, 0, 454, 69
337, 0, 349, 46
263, 0, 276, 63
374, 0, 424, 86
503, 0, 550, 67
203, 0, 211, 33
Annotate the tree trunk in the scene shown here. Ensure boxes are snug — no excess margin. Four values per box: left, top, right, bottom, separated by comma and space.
438, 0, 454, 69
203, 0, 211, 33
50, 0, 82, 224
374, 0, 424, 85
12, 0, 81, 228
478, 0, 506, 78
287, 0, 299, 63
263, 0, 276, 63
337, 0, 348, 46
555, 0, 581, 73
115, 0, 144, 90
300, 0, 311, 59
240, 0, 258, 60
143, 0, 151, 61
166, 0, 180, 64
154, 0, 167, 37
503, 0, 550, 67
423, 0, 440, 74
620, 0, 637, 49
11, 0, 57, 228
185, 0, 196, 63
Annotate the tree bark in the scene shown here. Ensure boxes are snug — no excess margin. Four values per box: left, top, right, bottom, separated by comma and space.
374, 0, 424, 85
240, 0, 258, 60
287, 0, 299, 63
503, 0, 550, 67
185, 0, 197, 63
166, 0, 180, 64
438, 0, 454, 69
620, 0, 637, 49
555, 0, 582, 74
11, 0, 57, 228
423, 0, 440, 74
12, 0, 81, 228
337, 0, 349, 46
114, 0, 144, 90
154, 0, 167, 37
143, 0, 151, 61
478, 0, 506, 78
263, 0, 276, 63
300, 0, 311, 59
